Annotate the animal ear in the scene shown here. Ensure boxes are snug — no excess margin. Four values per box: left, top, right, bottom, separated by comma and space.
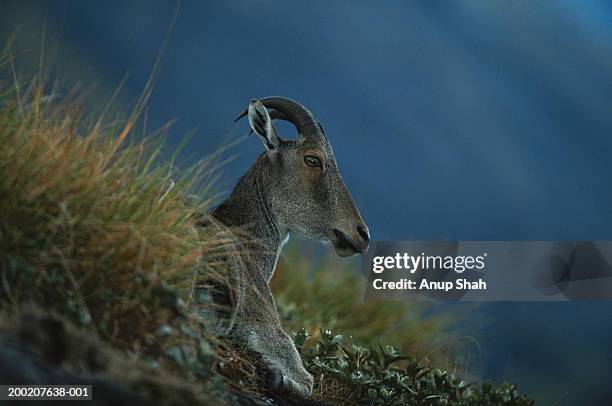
248, 99, 280, 151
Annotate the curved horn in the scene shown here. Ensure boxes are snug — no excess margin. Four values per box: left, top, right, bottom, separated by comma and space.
235, 96, 321, 140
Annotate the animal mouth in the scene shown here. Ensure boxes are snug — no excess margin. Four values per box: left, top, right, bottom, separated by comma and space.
332, 228, 364, 257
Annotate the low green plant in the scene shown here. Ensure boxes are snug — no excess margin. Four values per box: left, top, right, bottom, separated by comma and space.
297, 329, 532, 405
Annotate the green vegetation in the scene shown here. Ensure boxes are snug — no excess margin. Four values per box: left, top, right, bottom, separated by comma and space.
297, 329, 531, 405
0, 54, 532, 405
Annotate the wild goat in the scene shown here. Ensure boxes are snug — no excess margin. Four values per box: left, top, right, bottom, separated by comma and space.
199, 97, 369, 398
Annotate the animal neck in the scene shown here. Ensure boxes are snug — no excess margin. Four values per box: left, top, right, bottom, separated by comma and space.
212, 159, 287, 280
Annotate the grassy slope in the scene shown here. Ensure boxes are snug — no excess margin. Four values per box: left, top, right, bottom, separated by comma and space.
0, 60, 532, 405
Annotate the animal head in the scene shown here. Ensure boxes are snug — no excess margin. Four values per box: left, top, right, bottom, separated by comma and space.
235, 97, 369, 257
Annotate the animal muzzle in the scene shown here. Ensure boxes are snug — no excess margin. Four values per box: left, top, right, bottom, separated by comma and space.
332, 225, 370, 257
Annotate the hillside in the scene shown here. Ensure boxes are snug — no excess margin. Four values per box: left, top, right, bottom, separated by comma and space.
0, 60, 532, 405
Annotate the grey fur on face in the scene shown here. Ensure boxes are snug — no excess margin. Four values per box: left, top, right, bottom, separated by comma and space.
202, 96, 369, 398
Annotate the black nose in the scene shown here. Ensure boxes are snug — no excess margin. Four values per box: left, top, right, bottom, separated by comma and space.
357, 225, 370, 242
333, 229, 362, 253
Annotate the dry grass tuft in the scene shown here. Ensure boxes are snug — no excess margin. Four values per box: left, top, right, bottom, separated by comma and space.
0, 48, 242, 385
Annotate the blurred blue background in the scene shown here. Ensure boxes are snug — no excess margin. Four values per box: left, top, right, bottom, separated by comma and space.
2, 1, 612, 403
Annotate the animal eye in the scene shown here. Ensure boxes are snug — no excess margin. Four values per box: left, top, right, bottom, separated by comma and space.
304, 155, 322, 168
